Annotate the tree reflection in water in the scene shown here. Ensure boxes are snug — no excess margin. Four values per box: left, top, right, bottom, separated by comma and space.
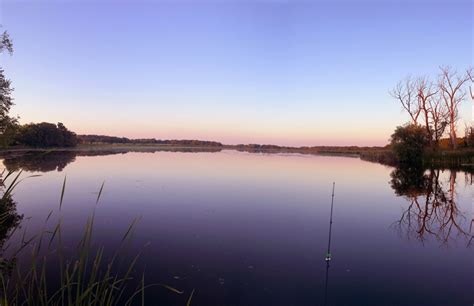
390, 165, 473, 246
0, 172, 23, 274
3, 151, 77, 172
1, 148, 223, 174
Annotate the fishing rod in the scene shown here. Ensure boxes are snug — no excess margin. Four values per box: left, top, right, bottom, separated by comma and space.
326, 182, 335, 262
323, 182, 335, 306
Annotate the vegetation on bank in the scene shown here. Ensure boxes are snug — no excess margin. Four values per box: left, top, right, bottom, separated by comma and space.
384, 66, 473, 167
360, 146, 474, 168
360, 124, 474, 168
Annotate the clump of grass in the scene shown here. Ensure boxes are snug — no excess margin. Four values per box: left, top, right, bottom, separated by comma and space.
0, 171, 193, 305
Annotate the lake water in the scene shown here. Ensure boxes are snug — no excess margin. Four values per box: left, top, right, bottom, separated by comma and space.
1, 150, 473, 305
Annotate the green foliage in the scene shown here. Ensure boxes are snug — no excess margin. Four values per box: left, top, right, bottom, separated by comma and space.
390, 124, 429, 165
0, 31, 14, 137
0, 118, 18, 148
16, 122, 78, 147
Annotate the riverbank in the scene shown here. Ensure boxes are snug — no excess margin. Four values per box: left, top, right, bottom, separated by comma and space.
360, 148, 474, 169
1, 144, 472, 169
0, 143, 380, 157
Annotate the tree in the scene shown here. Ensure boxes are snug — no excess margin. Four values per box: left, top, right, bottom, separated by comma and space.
390, 77, 421, 125
0, 31, 15, 139
57, 122, 77, 147
467, 67, 473, 102
415, 76, 438, 148
465, 68, 473, 147
464, 124, 474, 147
0, 119, 18, 147
438, 66, 470, 149
390, 124, 429, 165
428, 92, 448, 148
16, 122, 77, 147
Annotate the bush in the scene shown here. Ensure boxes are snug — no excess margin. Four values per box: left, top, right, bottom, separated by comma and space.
390, 124, 429, 165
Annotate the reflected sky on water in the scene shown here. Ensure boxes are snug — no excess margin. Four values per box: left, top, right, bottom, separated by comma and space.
2, 150, 473, 305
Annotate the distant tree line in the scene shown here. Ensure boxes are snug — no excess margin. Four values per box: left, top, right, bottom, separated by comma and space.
77, 135, 223, 147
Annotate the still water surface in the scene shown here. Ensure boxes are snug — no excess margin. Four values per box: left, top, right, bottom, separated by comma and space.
2, 150, 473, 305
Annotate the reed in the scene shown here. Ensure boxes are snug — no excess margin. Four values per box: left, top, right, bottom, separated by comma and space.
360, 148, 474, 170
0, 171, 192, 305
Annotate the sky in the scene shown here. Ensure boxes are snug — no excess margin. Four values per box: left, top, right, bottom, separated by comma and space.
0, 0, 472, 146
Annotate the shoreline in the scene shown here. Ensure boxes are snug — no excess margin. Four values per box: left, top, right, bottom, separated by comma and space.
0, 143, 374, 157
0, 144, 472, 171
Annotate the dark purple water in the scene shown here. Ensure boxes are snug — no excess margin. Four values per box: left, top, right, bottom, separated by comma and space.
3, 150, 473, 305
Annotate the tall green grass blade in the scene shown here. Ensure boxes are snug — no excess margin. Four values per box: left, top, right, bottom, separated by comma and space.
158, 283, 184, 295
3, 170, 22, 199
187, 289, 195, 306
59, 176, 67, 210
96, 181, 105, 205
0, 170, 188, 305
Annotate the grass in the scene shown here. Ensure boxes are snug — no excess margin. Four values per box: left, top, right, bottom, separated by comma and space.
422, 149, 474, 167
360, 148, 474, 170
359, 150, 397, 166
0, 171, 194, 305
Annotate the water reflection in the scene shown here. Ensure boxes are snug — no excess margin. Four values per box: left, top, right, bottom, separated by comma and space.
0, 177, 23, 274
0, 151, 472, 305
390, 166, 473, 246
3, 151, 77, 172
1, 147, 223, 173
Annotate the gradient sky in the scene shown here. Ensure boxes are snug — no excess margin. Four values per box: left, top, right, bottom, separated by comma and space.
0, 0, 472, 146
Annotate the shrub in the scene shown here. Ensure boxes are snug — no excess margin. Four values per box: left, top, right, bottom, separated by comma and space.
390, 124, 429, 165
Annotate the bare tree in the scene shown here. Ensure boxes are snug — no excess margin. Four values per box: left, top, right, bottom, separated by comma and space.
429, 92, 448, 147
438, 66, 470, 149
467, 67, 473, 102
390, 77, 420, 125
416, 77, 438, 148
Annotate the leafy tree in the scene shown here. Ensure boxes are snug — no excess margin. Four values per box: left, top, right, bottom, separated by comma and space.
390, 124, 429, 165
0, 119, 18, 147
16, 122, 77, 147
0, 31, 16, 142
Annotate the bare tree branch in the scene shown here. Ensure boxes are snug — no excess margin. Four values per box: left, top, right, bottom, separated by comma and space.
438, 66, 470, 149
390, 77, 421, 125
467, 67, 473, 102
416, 76, 438, 147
